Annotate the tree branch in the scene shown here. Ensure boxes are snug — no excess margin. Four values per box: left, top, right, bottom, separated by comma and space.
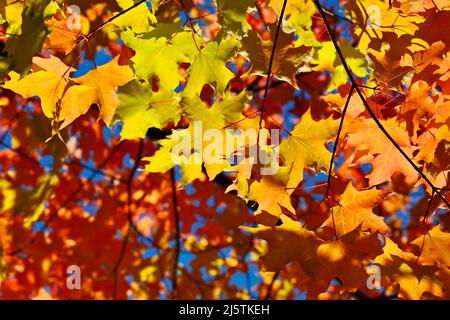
170, 168, 181, 299
112, 139, 144, 299
176, 0, 202, 51
88, 0, 147, 37
325, 85, 354, 200
314, 0, 450, 210
259, 0, 288, 125
43, 142, 124, 225
264, 271, 279, 300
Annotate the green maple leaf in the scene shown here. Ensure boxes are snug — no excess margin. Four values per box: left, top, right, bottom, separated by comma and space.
114, 0, 155, 33
183, 37, 239, 96
0, 0, 24, 35
216, 0, 253, 35
312, 40, 368, 90
121, 28, 189, 90
143, 90, 250, 183
0, 0, 58, 78
117, 80, 181, 140
181, 95, 226, 129
280, 110, 339, 189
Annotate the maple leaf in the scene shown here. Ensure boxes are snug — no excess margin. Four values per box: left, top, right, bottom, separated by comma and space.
322, 182, 388, 237
143, 136, 204, 185
400, 80, 438, 133
241, 214, 321, 278
415, 10, 450, 48
344, 0, 423, 51
317, 225, 383, 290
3, 55, 133, 131
247, 165, 296, 226
375, 238, 443, 299
400, 41, 445, 76
3, 60, 70, 120
416, 123, 450, 164
279, 109, 339, 189
412, 226, 450, 266
143, 90, 254, 182
216, 0, 253, 35
242, 26, 311, 87
401, 0, 450, 12
113, 0, 155, 33
45, 16, 83, 54
312, 40, 368, 90
143, 138, 179, 173
0, 0, 24, 35
346, 118, 418, 186
279, 0, 318, 47
121, 28, 194, 90
0, 0, 58, 78
184, 37, 240, 96
74, 56, 134, 126
180, 94, 234, 179
366, 39, 411, 89
1, 0, 450, 301
117, 80, 181, 139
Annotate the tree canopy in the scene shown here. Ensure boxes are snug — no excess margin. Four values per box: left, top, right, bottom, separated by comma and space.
0, 0, 450, 300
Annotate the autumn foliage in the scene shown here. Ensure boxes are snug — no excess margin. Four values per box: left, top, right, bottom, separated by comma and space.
0, 0, 450, 300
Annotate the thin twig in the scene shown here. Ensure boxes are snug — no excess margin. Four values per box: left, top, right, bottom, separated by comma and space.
414, 190, 436, 264
43, 142, 124, 225
88, 0, 147, 36
264, 271, 279, 300
170, 168, 181, 299
112, 139, 144, 299
175, 0, 202, 51
258, 0, 288, 128
325, 85, 354, 200
324, 86, 354, 239
257, 0, 288, 159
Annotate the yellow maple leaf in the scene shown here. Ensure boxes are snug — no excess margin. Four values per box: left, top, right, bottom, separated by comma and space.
375, 238, 443, 299
247, 165, 295, 226
241, 214, 321, 278
317, 225, 383, 290
74, 56, 134, 126
412, 226, 450, 266
322, 182, 387, 237
280, 109, 339, 189
346, 118, 418, 186
3, 55, 134, 135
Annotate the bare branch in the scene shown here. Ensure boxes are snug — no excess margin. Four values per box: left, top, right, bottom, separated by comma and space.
112, 139, 144, 299
170, 168, 181, 298
264, 271, 279, 300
